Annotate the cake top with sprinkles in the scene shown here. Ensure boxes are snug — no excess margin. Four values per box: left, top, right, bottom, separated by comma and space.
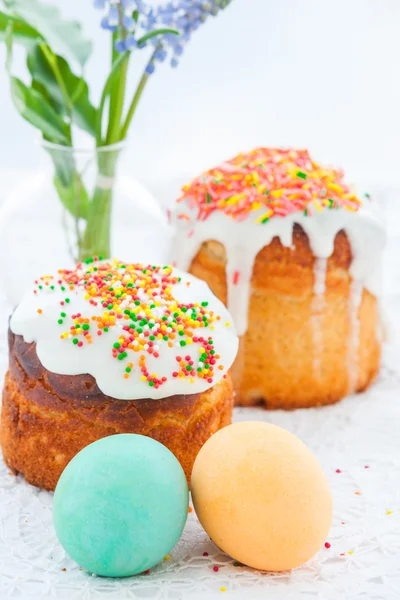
177, 147, 364, 224
10, 258, 238, 400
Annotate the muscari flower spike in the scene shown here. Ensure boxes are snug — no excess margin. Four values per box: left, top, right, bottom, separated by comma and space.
94, 0, 233, 71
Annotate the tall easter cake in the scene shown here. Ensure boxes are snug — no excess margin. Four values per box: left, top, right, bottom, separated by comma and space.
171, 148, 386, 409
1, 259, 238, 490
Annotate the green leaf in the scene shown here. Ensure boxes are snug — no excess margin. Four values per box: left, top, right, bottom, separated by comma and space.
10, 76, 70, 144
0, 11, 42, 47
27, 43, 96, 136
31, 78, 63, 113
5, 0, 92, 66
54, 172, 89, 220
137, 28, 179, 46
31, 79, 62, 114
96, 51, 130, 144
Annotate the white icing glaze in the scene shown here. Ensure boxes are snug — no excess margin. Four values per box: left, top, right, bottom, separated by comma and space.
311, 258, 328, 376
347, 279, 364, 392
10, 263, 239, 401
171, 200, 386, 336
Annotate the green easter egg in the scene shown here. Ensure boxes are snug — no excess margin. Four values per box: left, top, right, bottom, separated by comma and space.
53, 434, 189, 577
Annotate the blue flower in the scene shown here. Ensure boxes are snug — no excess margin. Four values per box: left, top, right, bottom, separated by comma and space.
125, 35, 138, 49
154, 47, 167, 62
107, 5, 119, 27
100, 16, 117, 31
114, 39, 126, 53
122, 15, 136, 31
94, 0, 233, 67
145, 62, 155, 75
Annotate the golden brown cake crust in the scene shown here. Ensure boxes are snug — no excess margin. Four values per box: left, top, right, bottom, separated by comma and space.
189, 225, 381, 409
1, 329, 234, 491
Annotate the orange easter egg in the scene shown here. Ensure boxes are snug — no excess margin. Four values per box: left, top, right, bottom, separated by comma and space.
191, 421, 332, 571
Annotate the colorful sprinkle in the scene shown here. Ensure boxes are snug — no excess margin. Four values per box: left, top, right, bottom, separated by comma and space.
33, 259, 223, 389
324, 542, 331, 549
178, 148, 363, 223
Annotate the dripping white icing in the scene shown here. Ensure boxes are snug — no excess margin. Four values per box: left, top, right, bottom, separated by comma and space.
347, 279, 364, 392
10, 264, 239, 401
311, 258, 328, 376
171, 201, 386, 337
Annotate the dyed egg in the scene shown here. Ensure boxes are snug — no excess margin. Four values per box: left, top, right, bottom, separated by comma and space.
191, 422, 332, 571
53, 434, 188, 577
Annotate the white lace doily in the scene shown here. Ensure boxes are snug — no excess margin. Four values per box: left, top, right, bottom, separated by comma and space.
1, 305, 400, 600
1, 192, 400, 599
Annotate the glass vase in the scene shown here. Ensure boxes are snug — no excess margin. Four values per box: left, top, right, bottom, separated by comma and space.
42, 140, 126, 262
0, 140, 173, 305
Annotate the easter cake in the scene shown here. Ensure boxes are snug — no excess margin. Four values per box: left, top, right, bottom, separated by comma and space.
171, 148, 386, 409
1, 259, 238, 490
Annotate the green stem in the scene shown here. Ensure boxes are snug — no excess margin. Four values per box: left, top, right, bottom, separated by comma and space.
79, 187, 113, 261
105, 57, 128, 144
120, 47, 159, 139
106, 6, 129, 145
79, 150, 120, 261
95, 52, 129, 145
79, 34, 162, 260
111, 29, 119, 64
107, 30, 120, 139
120, 69, 149, 139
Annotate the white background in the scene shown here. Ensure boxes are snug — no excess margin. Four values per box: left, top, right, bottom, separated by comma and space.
0, 0, 400, 205
1, 4, 400, 599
